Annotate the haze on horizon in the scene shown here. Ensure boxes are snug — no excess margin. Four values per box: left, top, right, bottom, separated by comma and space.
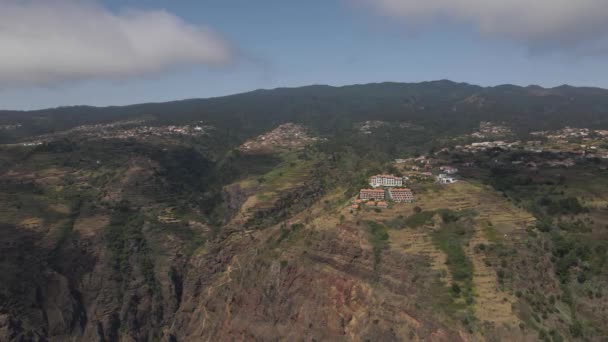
2, 0, 608, 110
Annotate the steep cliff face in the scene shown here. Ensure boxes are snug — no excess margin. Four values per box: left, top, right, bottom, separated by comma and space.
0, 215, 466, 341
0, 149, 469, 341
167, 223, 461, 341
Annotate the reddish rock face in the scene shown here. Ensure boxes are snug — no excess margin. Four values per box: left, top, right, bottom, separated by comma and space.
0, 201, 466, 342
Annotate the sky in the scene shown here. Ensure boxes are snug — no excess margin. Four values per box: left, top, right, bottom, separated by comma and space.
2, 0, 608, 110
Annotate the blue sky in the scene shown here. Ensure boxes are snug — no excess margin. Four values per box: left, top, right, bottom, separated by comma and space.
2, 0, 608, 110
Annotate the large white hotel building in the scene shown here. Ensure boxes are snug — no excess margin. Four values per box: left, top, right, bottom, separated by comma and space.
369, 174, 403, 188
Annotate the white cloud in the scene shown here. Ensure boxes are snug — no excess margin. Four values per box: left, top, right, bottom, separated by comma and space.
0, 0, 233, 87
356, 0, 608, 54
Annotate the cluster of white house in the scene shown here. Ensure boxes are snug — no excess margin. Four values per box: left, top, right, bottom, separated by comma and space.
437, 165, 459, 184
437, 174, 457, 184
361, 174, 416, 204
357, 168, 459, 209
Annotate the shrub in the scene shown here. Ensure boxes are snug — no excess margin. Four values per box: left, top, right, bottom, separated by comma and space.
569, 321, 583, 338
366, 221, 390, 272
433, 223, 473, 293
576, 273, 587, 283
440, 209, 459, 223
404, 210, 435, 228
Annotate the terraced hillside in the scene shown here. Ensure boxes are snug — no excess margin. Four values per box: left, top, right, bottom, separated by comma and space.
345, 181, 538, 335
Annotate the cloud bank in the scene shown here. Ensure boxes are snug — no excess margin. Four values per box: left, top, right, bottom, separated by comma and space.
357, 0, 608, 54
0, 0, 233, 87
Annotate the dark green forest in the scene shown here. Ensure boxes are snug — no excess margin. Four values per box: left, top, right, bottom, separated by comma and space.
3, 80, 608, 144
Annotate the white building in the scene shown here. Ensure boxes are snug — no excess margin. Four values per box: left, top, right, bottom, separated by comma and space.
370, 174, 403, 187
437, 174, 457, 184
439, 166, 458, 174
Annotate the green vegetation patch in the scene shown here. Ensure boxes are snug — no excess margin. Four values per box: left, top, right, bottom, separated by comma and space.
365, 221, 390, 274
401, 208, 475, 229
537, 196, 589, 216
49, 199, 82, 259
254, 151, 315, 193
105, 204, 144, 277
482, 221, 500, 243
273, 223, 305, 247
551, 232, 607, 284
404, 210, 436, 228
383, 216, 407, 229
104, 201, 157, 288
432, 222, 474, 300
149, 220, 206, 256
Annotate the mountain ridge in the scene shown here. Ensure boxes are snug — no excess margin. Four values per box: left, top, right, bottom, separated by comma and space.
2, 80, 608, 113
2, 79, 608, 144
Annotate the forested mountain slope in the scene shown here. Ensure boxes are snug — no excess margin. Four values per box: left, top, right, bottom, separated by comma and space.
3, 80, 608, 144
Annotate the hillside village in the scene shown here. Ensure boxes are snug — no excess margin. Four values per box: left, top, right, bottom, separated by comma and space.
452, 124, 608, 161
0, 123, 22, 130
471, 121, 512, 138
351, 122, 608, 216
15, 120, 214, 145
239, 123, 322, 153
356, 120, 424, 134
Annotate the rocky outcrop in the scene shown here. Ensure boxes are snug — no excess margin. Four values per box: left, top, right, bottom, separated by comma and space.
246, 180, 324, 228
